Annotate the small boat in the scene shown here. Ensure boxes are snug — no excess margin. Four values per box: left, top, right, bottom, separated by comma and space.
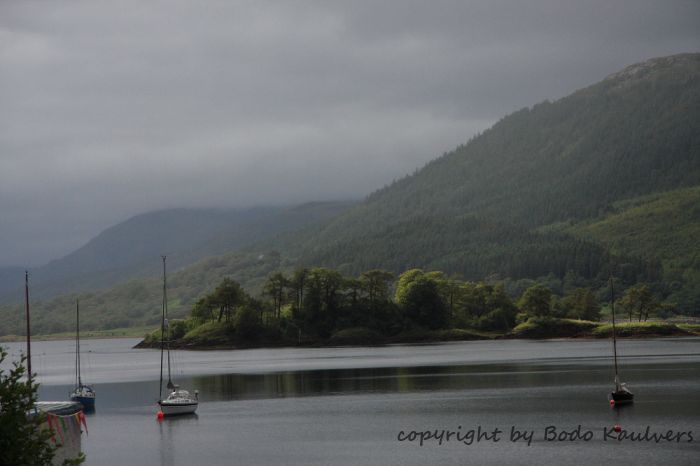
609, 277, 634, 405
70, 299, 96, 411
157, 256, 198, 416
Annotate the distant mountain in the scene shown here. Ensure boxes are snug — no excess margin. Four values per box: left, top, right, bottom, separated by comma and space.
0, 201, 354, 303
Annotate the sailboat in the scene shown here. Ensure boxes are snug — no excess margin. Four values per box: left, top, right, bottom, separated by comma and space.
609, 277, 634, 405
69, 299, 96, 411
157, 256, 198, 416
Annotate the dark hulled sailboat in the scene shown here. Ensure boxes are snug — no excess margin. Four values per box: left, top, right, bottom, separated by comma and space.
609, 278, 634, 405
69, 299, 96, 411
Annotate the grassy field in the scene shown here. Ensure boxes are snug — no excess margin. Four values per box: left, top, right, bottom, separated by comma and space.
0, 325, 154, 343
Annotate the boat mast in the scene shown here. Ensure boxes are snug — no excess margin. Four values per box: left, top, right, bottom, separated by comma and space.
610, 276, 620, 390
25, 271, 31, 381
164, 255, 173, 390
159, 256, 166, 401
76, 299, 82, 387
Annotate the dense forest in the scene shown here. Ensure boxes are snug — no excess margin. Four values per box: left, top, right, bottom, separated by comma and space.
140, 266, 694, 348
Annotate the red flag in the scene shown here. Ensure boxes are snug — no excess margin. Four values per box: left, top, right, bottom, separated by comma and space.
79, 411, 89, 435
46, 414, 56, 443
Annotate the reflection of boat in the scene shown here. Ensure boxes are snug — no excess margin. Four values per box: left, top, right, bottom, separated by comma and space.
158, 256, 198, 416
609, 277, 634, 405
70, 299, 96, 411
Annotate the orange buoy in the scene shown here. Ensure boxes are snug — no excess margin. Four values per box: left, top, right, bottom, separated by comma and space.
157, 411, 165, 420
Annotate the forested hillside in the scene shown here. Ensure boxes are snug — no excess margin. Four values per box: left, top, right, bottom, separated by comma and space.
0, 201, 354, 304
561, 186, 700, 312
283, 54, 699, 311
0, 252, 283, 336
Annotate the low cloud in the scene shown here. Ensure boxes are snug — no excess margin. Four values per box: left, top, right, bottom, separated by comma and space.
1, 0, 698, 265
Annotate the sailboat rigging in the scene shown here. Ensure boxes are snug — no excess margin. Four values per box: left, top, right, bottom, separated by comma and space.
25, 271, 32, 381
70, 299, 96, 411
157, 256, 198, 416
609, 277, 634, 405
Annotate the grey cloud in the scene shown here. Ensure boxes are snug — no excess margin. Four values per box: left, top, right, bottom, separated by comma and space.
1, 0, 699, 265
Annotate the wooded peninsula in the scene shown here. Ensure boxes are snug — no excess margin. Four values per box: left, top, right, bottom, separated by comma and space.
137, 267, 699, 349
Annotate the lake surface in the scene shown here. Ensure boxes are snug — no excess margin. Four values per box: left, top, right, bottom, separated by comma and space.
2, 338, 699, 465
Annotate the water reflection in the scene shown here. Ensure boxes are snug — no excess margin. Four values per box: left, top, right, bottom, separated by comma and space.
158, 413, 199, 465
188, 363, 655, 401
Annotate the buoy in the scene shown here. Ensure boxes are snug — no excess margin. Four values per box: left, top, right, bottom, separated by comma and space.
609, 399, 615, 407
613, 424, 621, 433
157, 411, 165, 420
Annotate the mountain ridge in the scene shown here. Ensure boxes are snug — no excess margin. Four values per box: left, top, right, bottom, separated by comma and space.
0, 201, 355, 304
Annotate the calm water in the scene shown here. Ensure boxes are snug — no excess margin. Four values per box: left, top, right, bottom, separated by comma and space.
2, 338, 699, 465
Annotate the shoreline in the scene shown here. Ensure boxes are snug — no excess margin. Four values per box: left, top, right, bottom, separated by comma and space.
3, 321, 698, 348
133, 328, 700, 351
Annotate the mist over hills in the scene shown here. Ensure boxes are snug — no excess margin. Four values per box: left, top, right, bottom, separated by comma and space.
1, 53, 698, 336
0, 201, 355, 304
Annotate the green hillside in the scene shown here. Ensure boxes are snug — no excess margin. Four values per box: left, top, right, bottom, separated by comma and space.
0, 252, 283, 336
560, 186, 700, 311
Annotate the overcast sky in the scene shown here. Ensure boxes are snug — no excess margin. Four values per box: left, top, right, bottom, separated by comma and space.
1, 0, 698, 266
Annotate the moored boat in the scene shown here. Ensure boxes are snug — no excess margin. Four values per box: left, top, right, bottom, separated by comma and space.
69, 299, 96, 411
157, 256, 198, 416
609, 277, 634, 405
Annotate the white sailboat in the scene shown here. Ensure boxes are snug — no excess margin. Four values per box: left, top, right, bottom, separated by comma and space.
157, 256, 198, 416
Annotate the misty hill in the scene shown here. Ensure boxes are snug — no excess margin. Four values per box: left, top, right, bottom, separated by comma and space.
0, 252, 282, 336
284, 54, 699, 292
0, 201, 354, 303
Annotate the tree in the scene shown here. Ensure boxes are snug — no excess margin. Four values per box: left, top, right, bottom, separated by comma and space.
211, 278, 245, 323
562, 287, 601, 321
0, 348, 56, 466
289, 268, 309, 314
191, 296, 215, 323
358, 269, 394, 306
263, 272, 289, 319
619, 285, 659, 322
394, 269, 425, 304
398, 276, 450, 330
518, 284, 553, 317
460, 283, 494, 319
297, 268, 346, 337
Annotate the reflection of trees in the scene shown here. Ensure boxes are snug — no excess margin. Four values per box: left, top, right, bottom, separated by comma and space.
191, 363, 605, 403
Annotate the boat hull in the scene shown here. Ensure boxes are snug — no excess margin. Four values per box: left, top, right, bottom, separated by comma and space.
159, 401, 198, 416
70, 395, 95, 411
70, 385, 96, 412
610, 391, 634, 405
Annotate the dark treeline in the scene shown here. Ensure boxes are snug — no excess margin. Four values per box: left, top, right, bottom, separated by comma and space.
166, 266, 670, 346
